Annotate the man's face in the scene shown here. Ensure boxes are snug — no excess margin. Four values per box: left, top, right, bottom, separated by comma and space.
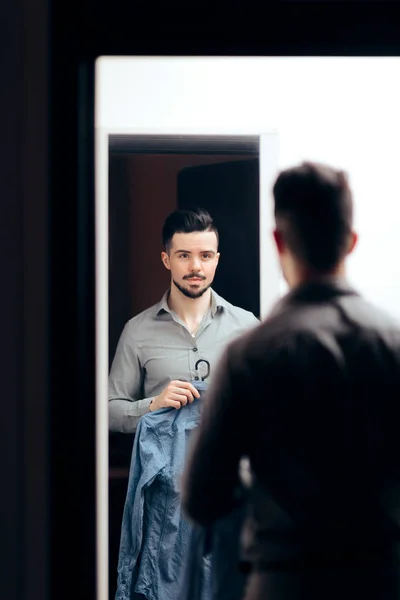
161, 230, 220, 299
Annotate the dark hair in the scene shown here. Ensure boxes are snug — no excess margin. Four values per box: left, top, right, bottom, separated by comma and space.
162, 208, 219, 252
273, 161, 353, 271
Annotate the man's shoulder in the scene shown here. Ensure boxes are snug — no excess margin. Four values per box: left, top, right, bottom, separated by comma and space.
228, 292, 400, 361
227, 310, 288, 357
223, 302, 259, 326
124, 300, 161, 331
343, 293, 400, 332
215, 292, 259, 328
342, 295, 400, 355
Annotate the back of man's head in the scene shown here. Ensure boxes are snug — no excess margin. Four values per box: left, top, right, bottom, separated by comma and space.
273, 162, 354, 271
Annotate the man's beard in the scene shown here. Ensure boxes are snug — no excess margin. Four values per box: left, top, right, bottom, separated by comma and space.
173, 278, 212, 299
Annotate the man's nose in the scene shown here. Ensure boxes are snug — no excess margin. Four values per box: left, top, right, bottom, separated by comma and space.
189, 256, 201, 271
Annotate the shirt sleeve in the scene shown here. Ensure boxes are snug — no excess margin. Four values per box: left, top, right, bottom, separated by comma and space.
108, 322, 156, 433
181, 339, 249, 526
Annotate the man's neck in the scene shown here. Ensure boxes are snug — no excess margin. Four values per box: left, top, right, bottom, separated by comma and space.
167, 285, 212, 325
289, 262, 347, 290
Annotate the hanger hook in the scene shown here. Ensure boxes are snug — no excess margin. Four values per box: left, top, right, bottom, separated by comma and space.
195, 359, 210, 381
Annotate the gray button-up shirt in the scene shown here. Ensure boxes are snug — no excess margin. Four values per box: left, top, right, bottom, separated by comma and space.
108, 289, 259, 432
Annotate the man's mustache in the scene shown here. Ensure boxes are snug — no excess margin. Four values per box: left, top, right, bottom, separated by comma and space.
183, 274, 206, 280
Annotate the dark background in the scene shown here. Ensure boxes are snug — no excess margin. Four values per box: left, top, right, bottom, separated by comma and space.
2, 1, 400, 599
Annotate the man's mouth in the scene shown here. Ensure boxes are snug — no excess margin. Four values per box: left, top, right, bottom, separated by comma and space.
185, 275, 205, 281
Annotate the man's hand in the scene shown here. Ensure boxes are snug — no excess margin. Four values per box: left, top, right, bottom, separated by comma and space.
149, 380, 201, 412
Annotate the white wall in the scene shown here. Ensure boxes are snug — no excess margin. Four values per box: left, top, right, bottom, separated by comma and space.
96, 56, 400, 320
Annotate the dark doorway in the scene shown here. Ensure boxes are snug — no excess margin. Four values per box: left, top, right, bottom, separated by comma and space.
178, 159, 260, 318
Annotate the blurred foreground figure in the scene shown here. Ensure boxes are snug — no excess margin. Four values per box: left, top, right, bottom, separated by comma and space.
182, 162, 400, 600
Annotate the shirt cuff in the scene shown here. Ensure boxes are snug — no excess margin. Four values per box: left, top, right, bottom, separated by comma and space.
127, 397, 154, 417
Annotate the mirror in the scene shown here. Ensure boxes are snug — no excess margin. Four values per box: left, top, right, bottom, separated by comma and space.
95, 56, 400, 600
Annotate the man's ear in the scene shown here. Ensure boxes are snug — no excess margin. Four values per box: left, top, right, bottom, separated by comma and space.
273, 229, 286, 255
347, 231, 358, 256
161, 251, 171, 270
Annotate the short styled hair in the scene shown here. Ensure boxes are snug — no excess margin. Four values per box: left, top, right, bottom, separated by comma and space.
273, 161, 354, 271
162, 208, 219, 252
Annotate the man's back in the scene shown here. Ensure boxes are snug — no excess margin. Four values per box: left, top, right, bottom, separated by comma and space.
181, 163, 400, 599
235, 279, 400, 567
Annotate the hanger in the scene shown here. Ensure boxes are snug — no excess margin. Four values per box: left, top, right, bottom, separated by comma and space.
194, 359, 210, 381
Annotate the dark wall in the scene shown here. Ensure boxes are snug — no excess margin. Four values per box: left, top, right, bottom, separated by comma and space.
1, 0, 50, 598
178, 158, 260, 318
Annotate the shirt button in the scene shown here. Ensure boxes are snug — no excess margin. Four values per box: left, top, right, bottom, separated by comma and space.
194, 376, 199, 381
193, 347, 198, 352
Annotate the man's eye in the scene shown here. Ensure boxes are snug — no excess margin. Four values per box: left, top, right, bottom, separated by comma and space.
202, 254, 212, 259
179, 254, 189, 259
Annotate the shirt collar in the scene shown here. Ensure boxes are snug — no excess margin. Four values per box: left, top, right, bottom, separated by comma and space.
269, 276, 358, 318
210, 289, 229, 315
155, 290, 172, 316
155, 288, 228, 317
288, 276, 358, 302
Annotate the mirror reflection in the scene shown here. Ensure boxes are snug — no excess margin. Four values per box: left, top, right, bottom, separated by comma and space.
96, 57, 400, 600
107, 137, 264, 600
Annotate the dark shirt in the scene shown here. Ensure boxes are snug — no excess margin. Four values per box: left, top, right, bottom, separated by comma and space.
182, 278, 400, 569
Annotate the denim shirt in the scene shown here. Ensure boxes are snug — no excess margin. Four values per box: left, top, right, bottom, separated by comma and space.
179, 488, 248, 600
115, 381, 210, 600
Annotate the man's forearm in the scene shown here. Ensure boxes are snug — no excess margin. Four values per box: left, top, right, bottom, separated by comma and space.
108, 397, 154, 433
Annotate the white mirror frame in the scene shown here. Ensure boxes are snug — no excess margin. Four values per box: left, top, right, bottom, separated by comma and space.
94, 126, 281, 600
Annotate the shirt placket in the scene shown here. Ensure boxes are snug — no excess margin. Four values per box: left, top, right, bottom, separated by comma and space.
189, 312, 215, 380
168, 309, 215, 381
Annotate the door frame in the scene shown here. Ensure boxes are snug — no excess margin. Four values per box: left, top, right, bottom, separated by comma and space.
95, 128, 279, 599
109, 134, 260, 155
